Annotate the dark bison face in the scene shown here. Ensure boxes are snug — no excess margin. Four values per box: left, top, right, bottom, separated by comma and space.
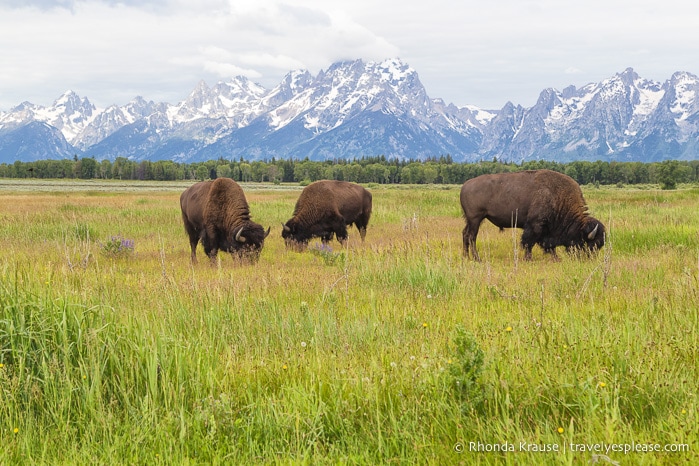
568, 218, 605, 255
228, 225, 270, 263
281, 221, 310, 251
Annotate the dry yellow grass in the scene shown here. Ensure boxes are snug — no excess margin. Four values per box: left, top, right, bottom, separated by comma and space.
0, 180, 697, 464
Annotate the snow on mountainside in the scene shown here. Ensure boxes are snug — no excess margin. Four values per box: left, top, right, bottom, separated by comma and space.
0, 59, 698, 163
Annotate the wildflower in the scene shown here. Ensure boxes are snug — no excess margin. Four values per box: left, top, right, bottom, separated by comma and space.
557, 427, 564, 434
101, 234, 135, 257
599, 382, 606, 388
0, 363, 4, 368
682, 409, 687, 414
301, 341, 307, 348
282, 364, 288, 370
13, 428, 19, 434
506, 326, 513, 332
422, 322, 428, 328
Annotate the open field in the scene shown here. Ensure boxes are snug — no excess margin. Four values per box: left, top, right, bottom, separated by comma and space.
0, 179, 697, 464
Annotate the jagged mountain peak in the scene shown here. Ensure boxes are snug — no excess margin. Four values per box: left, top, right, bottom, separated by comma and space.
670, 70, 699, 85
664, 71, 699, 123
54, 89, 88, 105
264, 57, 431, 134
262, 69, 314, 108
534, 88, 563, 112
216, 75, 267, 97
280, 69, 313, 90
617, 67, 639, 84
1, 60, 699, 163
170, 75, 271, 124
374, 58, 415, 82
49, 90, 96, 117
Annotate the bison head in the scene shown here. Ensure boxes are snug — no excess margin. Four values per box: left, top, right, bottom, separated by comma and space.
228, 224, 270, 262
567, 217, 605, 256
281, 221, 312, 251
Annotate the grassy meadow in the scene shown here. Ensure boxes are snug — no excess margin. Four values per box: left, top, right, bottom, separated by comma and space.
0, 179, 697, 465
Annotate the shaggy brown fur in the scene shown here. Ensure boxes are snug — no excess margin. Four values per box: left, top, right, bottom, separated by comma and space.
460, 170, 605, 261
282, 180, 372, 249
180, 178, 269, 264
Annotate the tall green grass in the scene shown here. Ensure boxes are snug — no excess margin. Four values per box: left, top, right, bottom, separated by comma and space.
0, 181, 696, 464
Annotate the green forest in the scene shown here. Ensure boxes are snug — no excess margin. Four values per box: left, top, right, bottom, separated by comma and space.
2, 156, 699, 188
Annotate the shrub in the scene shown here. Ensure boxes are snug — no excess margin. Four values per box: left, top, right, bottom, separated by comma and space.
448, 326, 488, 415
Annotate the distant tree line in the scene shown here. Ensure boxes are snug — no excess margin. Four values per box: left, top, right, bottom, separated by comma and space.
1, 155, 698, 189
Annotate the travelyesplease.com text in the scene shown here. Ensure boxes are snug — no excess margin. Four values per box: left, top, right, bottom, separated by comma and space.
456, 441, 689, 455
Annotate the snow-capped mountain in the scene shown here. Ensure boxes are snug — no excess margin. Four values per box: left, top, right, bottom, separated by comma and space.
480, 68, 699, 162
0, 59, 697, 163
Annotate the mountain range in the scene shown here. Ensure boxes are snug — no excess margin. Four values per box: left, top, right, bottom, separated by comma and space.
1, 58, 698, 164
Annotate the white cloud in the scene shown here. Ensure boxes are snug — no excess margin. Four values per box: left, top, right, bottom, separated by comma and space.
1, 0, 698, 110
203, 61, 262, 80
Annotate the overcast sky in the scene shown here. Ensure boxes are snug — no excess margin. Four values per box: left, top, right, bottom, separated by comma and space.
1, 0, 697, 111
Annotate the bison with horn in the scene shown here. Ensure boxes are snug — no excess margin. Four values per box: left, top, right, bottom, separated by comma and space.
282, 180, 372, 250
180, 178, 270, 264
460, 169, 605, 261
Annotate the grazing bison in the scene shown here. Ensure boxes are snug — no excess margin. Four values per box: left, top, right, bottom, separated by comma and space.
282, 180, 372, 249
180, 178, 270, 264
460, 170, 605, 261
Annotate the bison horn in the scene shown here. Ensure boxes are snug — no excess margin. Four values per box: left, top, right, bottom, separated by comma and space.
235, 228, 246, 243
264, 226, 271, 238
587, 224, 599, 240
282, 223, 291, 233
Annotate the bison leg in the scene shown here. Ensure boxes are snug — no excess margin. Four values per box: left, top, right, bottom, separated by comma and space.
358, 226, 367, 241
521, 243, 535, 261
462, 225, 471, 258
354, 213, 371, 241
541, 238, 562, 261
462, 220, 482, 261
189, 238, 199, 264
200, 234, 219, 266
548, 249, 561, 261
332, 219, 349, 245
182, 218, 200, 264
184, 229, 199, 264
520, 226, 540, 261
205, 247, 219, 265
463, 220, 481, 261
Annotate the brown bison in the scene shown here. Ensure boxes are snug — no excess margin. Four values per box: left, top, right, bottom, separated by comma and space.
282, 180, 372, 249
460, 169, 605, 261
180, 178, 270, 264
